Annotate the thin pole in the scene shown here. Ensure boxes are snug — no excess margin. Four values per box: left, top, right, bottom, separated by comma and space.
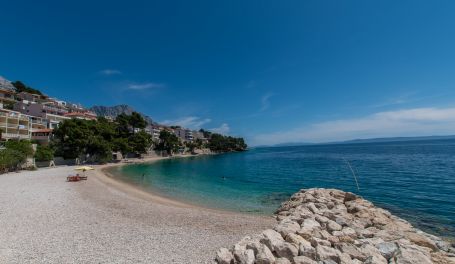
344, 158, 360, 191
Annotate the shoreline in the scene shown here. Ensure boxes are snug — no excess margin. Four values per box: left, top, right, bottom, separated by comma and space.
95, 154, 260, 215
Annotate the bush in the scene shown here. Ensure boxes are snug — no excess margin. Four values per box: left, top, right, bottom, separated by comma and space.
34, 145, 54, 162
0, 140, 33, 172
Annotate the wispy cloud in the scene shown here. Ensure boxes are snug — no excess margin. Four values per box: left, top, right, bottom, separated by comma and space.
161, 116, 211, 129
251, 107, 455, 146
127, 82, 164, 90
260, 92, 274, 111
210, 123, 230, 135
99, 69, 122, 76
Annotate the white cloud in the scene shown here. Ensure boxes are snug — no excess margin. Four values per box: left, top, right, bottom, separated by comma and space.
127, 82, 164, 90
210, 123, 230, 135
99, 69, 122, 75
251, 107, 455, 146
161, 116, 211, 129
260, 92, 274, 111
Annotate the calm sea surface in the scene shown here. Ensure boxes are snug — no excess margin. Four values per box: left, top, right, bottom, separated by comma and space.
108, 139, 455, 239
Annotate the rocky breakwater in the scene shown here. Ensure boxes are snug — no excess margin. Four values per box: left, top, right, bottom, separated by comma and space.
216, 188, 455, 264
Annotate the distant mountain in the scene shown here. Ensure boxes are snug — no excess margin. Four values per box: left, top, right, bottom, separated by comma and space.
90, 104, 154, 124
334, 135, 455, 144
259, 135, 455, 148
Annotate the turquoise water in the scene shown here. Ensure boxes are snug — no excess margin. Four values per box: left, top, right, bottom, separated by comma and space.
108, 139, 455, 239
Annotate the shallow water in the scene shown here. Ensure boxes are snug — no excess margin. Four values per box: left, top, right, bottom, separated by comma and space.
108, 139, 455, 239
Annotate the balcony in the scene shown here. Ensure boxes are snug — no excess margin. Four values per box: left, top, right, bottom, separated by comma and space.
1, 133, 30, 140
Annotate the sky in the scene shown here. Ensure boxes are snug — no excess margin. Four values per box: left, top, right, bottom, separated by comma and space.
1, 0, 455, 146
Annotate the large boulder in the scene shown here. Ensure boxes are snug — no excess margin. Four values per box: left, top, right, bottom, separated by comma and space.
216, 248, 233, 264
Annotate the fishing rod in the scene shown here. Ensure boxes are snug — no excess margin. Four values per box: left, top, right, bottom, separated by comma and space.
343, 158, 360, 191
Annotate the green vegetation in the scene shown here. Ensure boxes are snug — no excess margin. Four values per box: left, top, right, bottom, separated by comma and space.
0, 140, 34, 172
155, 130, 180, 155
11, 81, 43, 95
34, 145, 54, 162
52, 112, 152, 163
207, 133, 247, 152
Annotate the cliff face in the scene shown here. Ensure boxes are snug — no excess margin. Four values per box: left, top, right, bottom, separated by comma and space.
89, 104, 154, 124
216, 188, 455, 264
0, 76, 17, 92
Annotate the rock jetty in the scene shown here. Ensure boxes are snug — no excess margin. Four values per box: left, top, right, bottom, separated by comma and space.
216, 188, 455, 264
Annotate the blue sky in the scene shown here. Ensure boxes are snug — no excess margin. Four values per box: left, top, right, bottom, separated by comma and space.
1, 0, 455, 145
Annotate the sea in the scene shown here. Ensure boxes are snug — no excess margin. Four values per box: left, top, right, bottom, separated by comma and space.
108, 139, 455, 239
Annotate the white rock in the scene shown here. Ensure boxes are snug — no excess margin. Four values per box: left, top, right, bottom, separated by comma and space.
233, 248, 255, 264
274, 241, 299, 259
260, 229, 284, 251
216, 248, 233, 264
275, 219, 301, 237
254, 244, 276, 264
302, 218, 321, 229
293, 255, 318, 264
394, 244, 432, 264
274, 257, 292, 264
376, 242, 398, 260
316, 245, 340, 263
327, 220, 342, 232
299, 241, 316, 259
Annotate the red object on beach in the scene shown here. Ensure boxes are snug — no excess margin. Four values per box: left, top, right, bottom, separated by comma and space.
67, 175, 83, 182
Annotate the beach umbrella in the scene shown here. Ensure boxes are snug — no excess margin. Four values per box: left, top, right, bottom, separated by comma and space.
75, 166, 94, 176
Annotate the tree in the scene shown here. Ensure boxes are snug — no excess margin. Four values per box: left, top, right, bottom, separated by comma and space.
208, 133, 247, 152
11, 81, 43, 95
129, 112, 146, 133
34, 145, 54, 162
0, 140, 34, 172
156, 130, 180, 155
128, 130, 152, 153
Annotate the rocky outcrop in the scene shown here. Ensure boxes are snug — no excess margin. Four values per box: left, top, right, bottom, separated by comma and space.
216, 188, 455, 264
89, 104, 154, 124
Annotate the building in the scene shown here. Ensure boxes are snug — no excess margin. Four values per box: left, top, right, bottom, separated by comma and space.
0, 109, 31, 140
16, 92, 42, 103
31, 128, 53, 145
174, 128, 193, 142
0, 88, 17, 109
14, 100, 70, 128
64, 111, 97, 120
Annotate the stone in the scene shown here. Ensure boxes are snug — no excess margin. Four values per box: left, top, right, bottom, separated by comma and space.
233, 249, 255, 264
274, 258, 292, 264
260, 229, 284, 251
254, 244, 276, 264
337, 252, 353, 264
299, 241, 316, 259
285, 233, 306, 245
310, 237, 331, 247
302, 218, 321, 229
344, 192, 357, 202
216, 248, 234, 264
327, 220, 342, 232
307, 203, 320, 214
293, 256, 318, 264
274, 241, 299, 259
275, 219, 301, 237
359, 244, 387, 264
316, 245, 340, 262
376, 242, 398, 260
364, 255, 388, 264
406, 232, 438, 252
336, 243, 367, 261
315, 215, 330, 224
394, 244, 432, 264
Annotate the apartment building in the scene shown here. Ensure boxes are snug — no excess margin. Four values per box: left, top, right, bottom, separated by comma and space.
0, 109, 31, 140
174, 128, 194, 142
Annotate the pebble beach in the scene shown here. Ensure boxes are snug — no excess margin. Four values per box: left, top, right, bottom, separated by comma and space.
0, 164, 273, 263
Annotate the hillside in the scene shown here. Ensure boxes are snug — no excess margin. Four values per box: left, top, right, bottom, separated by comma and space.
90, 104, 154, 124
